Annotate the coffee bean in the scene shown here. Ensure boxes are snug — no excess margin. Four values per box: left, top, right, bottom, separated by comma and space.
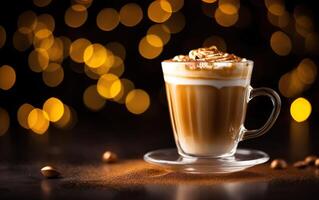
304, 155, 317, 165
102, 151, 118, 163
315, 159, 319, 168
293, 161, 308, 169
270, 159, 288, 169
41, 166, 61, 178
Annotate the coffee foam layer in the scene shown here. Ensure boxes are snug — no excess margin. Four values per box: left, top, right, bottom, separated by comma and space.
164, 75, 249, 88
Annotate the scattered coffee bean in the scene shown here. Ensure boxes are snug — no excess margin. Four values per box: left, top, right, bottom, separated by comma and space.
304, 155, 317, 165
270, 159, 288, 169
102, 151, 118, 163
41, 166, 61, 178
293, 161, 308, 169
315, 159, 319, 168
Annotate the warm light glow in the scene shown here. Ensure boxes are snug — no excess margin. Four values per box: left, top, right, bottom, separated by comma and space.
167, 0, 184, 12
119, 3, 143, 27
42, 63, 64, 87
33, 29, 54, 50
69, 38, 91, 63
125, 89, 150, 114
265, 0, 285, 16
147, 24, 171, 45
138, 36, 163, 59
17, 103, 34, 129
214, 7, 238, 27
0, 65, 16, 90
13, 31, 33, 51
97, 74, 122, 99
83, 43, 107, 68
33, 0, 52, 7
96, 8, 119, 31
17, 10, 38, 34
0, 108, 10, 136
305, 33, 319, 53
148, 0, 172, 23
203, 35, 227, 51
113, 79, 135, 104
106, 42, 126, 60
28, 48, 50, 72
43, 97, 65, 122
146, 34, 163, 48
296, 59, 317, 85
267, 11, 290, 28
83, 85, 106, 111
201, 0, 217, 3
164, 12, 185, 34
54, 104, 73, 129
28, 108, 50, 134
0, 25, 6, 48
35, 14, 55, 32
218, 0, 240, 15
59, 36, 72, 59
270, 31, 291, 56
65, 4, 88, 28
47, 37, 64, 62
108, 56, 125, 77
290, 98, 311, 122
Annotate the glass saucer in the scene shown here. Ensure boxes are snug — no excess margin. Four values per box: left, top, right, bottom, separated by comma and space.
144, 148, 269, 174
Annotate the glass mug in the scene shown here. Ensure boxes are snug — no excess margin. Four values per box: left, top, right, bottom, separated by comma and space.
162, 60, 281, 158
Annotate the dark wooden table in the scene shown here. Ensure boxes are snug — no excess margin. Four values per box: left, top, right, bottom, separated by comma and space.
1, 117, 319, 199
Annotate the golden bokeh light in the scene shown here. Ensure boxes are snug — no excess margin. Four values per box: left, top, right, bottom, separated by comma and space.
42, 63, 64, 87
54, 104, 76, 129
267, 11, 290, 28
33, 29, 54, 50
113, 79, 135, 104
139, 35, 163, 59
147, 24, 171, 45
83, 43, 107, 68
13, 31, 33, 51
33, 0, 52, 7
119, 3, 143, 27
27, 108, 50, 134
60, 36, 72, 59
65, 4, 88, 28
214, 7, 238, 27
28, 48, 50, 72
125, 89, 150, 114
17, 103, 34, 129
278, 71, 304, 98
108, 56, 124, 77
96, 8, 119, 31
146, 34, 163, 48
83, 85, 106, 111
106, 42, 126, 60
203, 35, 227, 51
35, 14, 55, 32
69, 38, 91, 63
43, 97, 65, 122
164, 12, 185, 34
201, 0, 217, 3
47, 37, 64, 62
296, 59, 317, 85
0, 108, 10, 136
0, 25, 6, 48
148, 0, 172, 23
218, 0, 240, 15
167, 0, 184, 12
290, 98, 311, 122
17, 10, 37, 34
270, 31, 292, 56
265, 0, 285, 16
72, 0, 93, 8
97, 74, 122, 99
84, 65, 100, 80
0, 65, 16, 90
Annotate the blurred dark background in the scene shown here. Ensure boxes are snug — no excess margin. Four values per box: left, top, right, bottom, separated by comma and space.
0, 0, 318, 163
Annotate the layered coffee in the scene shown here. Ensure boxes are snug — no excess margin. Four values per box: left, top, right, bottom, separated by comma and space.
162, 46, 252, 157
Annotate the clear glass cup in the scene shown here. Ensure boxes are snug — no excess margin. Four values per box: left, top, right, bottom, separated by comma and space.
162, 60, 281, 158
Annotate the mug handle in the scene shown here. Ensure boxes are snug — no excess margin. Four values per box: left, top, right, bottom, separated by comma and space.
241, 86, 281, 141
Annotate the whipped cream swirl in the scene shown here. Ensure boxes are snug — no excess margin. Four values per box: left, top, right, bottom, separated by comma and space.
172, 46, 245, 62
